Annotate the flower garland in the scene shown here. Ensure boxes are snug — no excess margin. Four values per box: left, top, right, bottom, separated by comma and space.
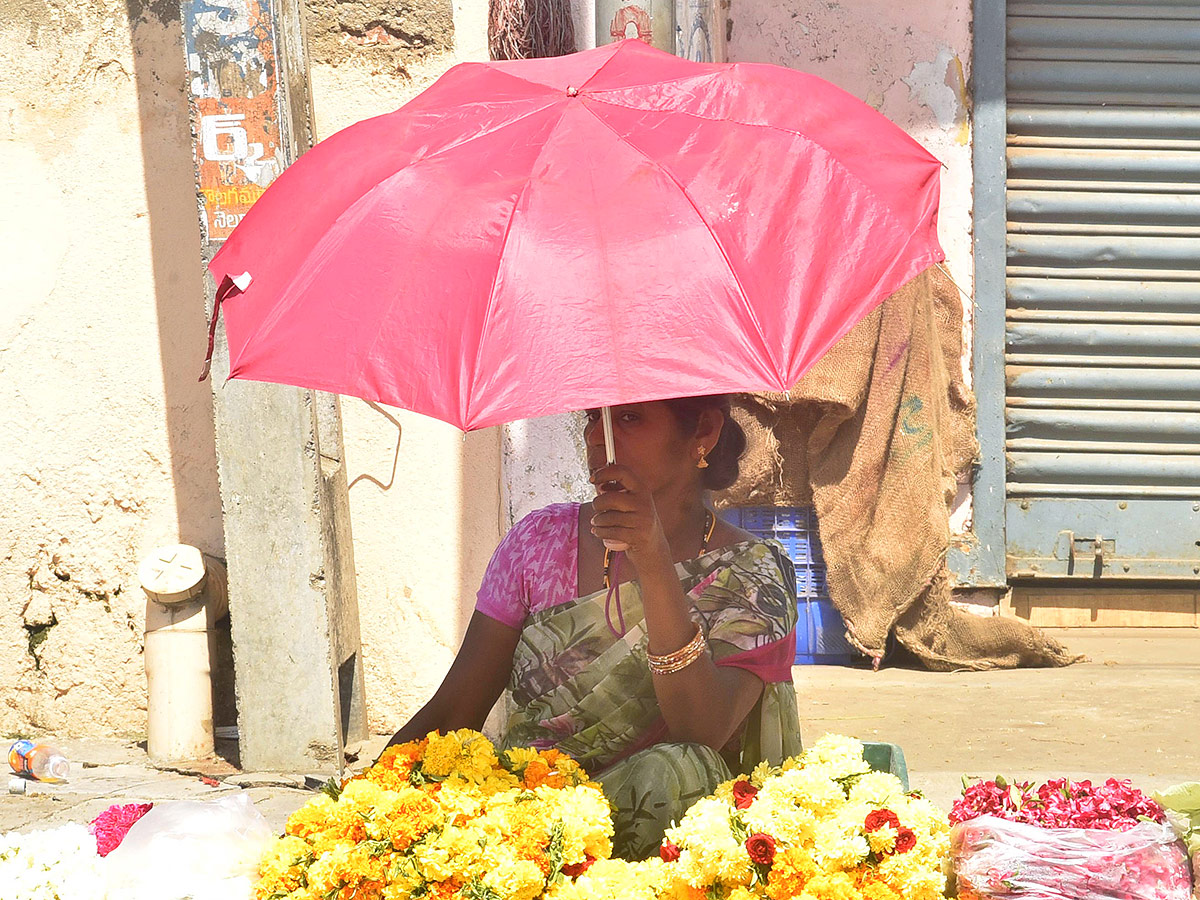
88, 801, 154, 857
0, 822, 105, 900
254, 729, 614, 900
255, 732, 951, 900
649, 734, 951, 900
545, 734, 951, 900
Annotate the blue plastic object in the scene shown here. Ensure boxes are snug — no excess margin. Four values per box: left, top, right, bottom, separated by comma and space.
728, 506, 858, 665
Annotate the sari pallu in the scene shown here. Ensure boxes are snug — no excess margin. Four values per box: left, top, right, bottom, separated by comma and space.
500, 540, 804, 858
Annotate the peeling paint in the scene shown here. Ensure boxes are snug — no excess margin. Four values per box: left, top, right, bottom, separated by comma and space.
903, 47, 963, 131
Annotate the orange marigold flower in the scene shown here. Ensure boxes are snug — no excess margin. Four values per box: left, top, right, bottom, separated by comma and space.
523, 758, 552, 788
765, 845, 818, 900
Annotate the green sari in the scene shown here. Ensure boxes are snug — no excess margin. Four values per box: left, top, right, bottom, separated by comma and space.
500, 540, 803, 859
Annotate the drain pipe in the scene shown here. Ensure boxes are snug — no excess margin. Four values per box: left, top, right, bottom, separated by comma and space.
138, 544, 228, 763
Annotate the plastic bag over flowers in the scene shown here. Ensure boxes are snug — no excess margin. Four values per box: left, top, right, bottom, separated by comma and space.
952, 814, 1192, 900
104, 793, 274, 900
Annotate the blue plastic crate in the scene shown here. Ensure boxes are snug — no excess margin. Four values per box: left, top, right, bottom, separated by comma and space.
727, 506, 857, 665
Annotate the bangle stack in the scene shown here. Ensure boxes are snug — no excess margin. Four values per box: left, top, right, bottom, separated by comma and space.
646, 627, 708, 675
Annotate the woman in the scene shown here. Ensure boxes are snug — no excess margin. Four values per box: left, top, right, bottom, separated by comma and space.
388, 395, 802, 858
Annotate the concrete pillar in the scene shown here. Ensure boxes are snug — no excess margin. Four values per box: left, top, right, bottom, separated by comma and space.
180, 0, 367, 772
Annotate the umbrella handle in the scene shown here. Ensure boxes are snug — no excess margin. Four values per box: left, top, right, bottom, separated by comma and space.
601, 406, 617, 466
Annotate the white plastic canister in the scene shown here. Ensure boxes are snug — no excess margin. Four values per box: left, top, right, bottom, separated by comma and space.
139, 545, 228, 763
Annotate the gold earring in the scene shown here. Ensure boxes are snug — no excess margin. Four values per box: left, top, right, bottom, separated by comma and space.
696, 447, 709, 469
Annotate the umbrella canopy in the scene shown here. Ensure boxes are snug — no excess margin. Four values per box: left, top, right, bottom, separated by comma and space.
207, 39, 943, 430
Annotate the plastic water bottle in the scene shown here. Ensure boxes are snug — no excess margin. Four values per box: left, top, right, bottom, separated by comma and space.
7, 740, 69, 782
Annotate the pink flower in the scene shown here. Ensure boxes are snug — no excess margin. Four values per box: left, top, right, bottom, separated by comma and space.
952, 776, 1164, 831
88, 802, 153, 857
660, 839, 681, 862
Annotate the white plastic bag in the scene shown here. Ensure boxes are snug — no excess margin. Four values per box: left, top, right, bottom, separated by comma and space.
952, 814, 1192, 900
103, 793, 274, 900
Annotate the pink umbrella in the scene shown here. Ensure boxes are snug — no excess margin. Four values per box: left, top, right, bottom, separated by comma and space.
203, 39, 943, 442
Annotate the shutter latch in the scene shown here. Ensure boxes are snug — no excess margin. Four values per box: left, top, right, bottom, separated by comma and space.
1056, 531, 1114, 577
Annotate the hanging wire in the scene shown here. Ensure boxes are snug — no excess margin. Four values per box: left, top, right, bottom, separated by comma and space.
488, 0, 576, 60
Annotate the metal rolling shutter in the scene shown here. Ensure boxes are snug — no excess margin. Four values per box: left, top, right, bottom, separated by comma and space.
1005, 0, 1200, 578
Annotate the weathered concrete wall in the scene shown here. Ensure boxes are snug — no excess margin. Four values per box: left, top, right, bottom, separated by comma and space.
503, 0, 977, 533
0, 0, 498, 738
0, 0, 223, 737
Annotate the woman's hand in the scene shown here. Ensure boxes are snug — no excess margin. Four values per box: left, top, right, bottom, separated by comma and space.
589, 464, 672, 572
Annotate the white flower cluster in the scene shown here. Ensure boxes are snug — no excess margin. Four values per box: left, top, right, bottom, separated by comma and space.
0, 822, 104, 900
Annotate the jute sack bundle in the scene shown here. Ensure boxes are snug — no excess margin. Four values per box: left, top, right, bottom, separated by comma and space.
720, 266, 1079, 670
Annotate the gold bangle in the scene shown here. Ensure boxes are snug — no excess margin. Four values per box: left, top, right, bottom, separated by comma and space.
647, 627, 707, 675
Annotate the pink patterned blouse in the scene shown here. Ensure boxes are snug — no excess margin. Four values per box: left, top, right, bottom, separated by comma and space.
475, 503, 581, 629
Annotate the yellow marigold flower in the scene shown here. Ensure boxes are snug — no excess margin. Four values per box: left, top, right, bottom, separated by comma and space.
866, 824, 898, 856
801, 734, 870, 781
847, 772, 906, 807
481, 856, 546, 900
858, 877, 903, 900
799, 870, 859, 900
503, 747, 541, 773
764, 844, 818, 900
420, 731, 465, 778
665, 796, 754, 890
254, 834, 311, 898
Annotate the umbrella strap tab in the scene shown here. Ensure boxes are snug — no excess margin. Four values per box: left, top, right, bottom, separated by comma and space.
199, 272, 250, 382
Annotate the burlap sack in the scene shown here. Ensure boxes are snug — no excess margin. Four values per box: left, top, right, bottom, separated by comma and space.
720, 266, 1079, 670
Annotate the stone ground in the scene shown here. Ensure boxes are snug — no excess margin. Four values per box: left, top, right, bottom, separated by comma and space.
2, 628, 1197, 834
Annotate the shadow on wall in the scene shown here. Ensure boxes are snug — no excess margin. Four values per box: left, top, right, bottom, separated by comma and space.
124, 0, 225, 556
346, 401, 502, 643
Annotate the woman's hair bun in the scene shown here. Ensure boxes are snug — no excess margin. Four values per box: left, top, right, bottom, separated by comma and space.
662, 395, 746, 491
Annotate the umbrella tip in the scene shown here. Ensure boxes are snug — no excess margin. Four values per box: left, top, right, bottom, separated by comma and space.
566, 86, 579, 97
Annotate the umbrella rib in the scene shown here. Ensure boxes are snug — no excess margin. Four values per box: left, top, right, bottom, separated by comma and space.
227, 100, 565, 375
576, 100, 785, 388
584, 92, 937, 239
463, 104, 572, 428
577, 38, 634, 92
411, 97, 562, 167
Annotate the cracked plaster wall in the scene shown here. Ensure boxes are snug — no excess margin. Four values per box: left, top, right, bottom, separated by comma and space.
0, 0, 495, 738
0, 0, 220, 737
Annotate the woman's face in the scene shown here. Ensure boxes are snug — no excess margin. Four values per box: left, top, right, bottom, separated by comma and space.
583, 402, 719, 495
